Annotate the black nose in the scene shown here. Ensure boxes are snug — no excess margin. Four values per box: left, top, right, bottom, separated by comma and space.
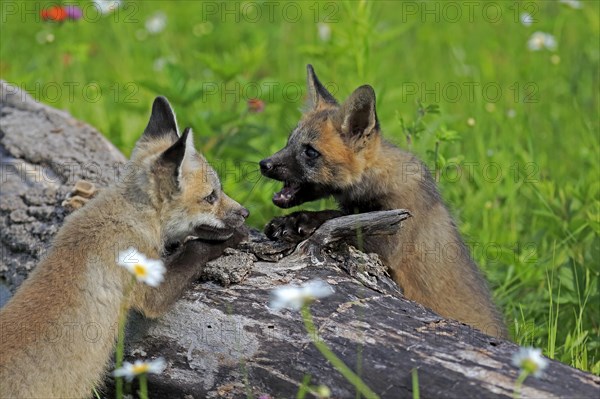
259, 159, 273, 173
238, 207, 250, 219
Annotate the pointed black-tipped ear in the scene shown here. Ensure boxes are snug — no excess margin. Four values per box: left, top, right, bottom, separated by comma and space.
337, 85, 379, 146
306, 64, 338, 110
142, 96, 179, 141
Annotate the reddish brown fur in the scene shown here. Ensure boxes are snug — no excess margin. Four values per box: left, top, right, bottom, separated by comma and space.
332, 137, 507, 337
316, 120, 359, 181
351, 144, 507, 337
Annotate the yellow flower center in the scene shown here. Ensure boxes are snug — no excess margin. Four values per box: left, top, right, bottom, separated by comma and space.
133, 264, 147, 278
132, 363, 150, 374
521, 359, 539, 374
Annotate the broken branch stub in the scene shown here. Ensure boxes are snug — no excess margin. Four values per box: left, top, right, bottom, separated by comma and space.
294, 209, 411, 263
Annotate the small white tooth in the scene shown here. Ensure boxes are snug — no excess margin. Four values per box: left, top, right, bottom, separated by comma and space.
184, 235, 199, 243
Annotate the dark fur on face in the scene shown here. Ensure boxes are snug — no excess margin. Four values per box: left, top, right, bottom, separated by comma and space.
260, 65, 380, 208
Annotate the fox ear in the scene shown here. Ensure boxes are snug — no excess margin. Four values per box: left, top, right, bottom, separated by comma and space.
156, 127, 198, 189
306, 64, 338, 110
337, 85, 379, 146
178, 127, 202, 179
142, 96, 179, 142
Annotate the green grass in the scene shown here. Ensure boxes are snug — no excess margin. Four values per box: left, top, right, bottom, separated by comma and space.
1, 0, 598, 374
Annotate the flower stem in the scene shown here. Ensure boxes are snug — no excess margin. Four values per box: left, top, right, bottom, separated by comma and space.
115, 277, 135, 399
139, 373, 148, 399
301, 305, 380, 399
513, 370, 529, 399
115, 300, 127, 398
411, 368, 420, 399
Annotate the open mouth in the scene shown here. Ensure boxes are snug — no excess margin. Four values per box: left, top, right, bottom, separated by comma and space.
192, 225, 234, 241
273, 181, 303, 208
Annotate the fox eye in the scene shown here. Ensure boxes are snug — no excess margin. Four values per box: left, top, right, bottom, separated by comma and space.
204, 190, 218, 205
304, 145, 320, 159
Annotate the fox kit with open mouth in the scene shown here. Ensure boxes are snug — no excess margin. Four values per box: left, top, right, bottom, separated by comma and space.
0, 97, 249, 397
260, 65, 506, 338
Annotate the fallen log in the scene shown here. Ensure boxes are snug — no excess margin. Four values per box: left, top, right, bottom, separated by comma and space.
1, 81, 598, 398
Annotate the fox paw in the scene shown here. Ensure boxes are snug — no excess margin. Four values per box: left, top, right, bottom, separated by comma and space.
264, 212, 322, 243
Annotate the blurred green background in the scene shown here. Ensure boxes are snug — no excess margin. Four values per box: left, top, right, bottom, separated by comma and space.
1, 0, 598, 374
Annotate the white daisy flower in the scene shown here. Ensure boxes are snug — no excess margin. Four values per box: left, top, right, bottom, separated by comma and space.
527, 32, 557, 51
520, 13, 534, 27
117, 247, 165, 287
317, 23, 332, 42
92, 0, 122, 15
145, 11, 167, 35
36, 31, 55, 44
113, 358, 166, 382
559, 0, 582, 9
512, 347, 548, 377
153, 57, 169, 72
270, 279, 334, 311
543, 34, 557, 51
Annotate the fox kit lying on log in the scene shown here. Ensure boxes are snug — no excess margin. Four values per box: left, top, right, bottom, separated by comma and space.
260, 65, 507, 338
0, 97, 249, 397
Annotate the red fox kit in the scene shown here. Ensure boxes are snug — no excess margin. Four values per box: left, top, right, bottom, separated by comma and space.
260, 65, 507, 338
0, 97, 249, 397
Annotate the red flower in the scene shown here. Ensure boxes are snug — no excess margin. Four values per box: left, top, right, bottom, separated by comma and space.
62, 53, 73, 66
41, 6, 68, 22
247, 98, 265, 113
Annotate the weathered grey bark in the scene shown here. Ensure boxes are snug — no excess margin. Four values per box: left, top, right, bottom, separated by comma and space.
1, 81, 598, 399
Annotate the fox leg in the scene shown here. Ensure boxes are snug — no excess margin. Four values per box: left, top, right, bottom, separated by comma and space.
264, 210, 343, 243
132, 227, 248, 318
